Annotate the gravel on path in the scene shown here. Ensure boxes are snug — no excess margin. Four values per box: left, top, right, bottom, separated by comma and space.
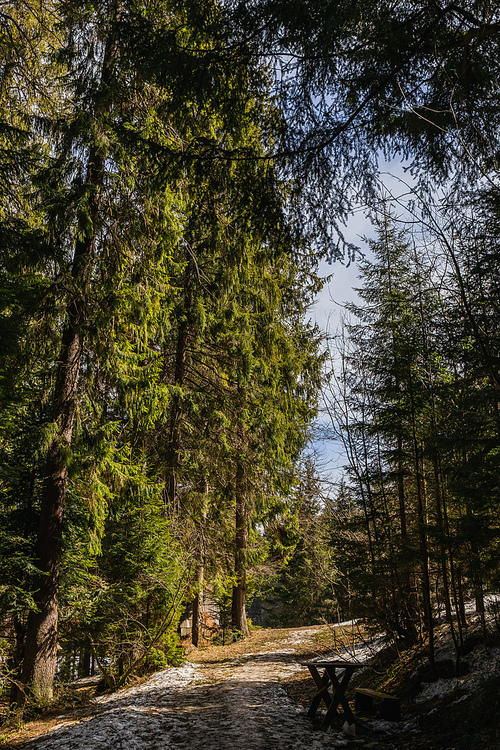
20, 631, 345, 750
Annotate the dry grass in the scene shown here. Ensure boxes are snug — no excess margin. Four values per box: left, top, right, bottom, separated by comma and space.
0, 684, 96, 748
188, 621, 370, 664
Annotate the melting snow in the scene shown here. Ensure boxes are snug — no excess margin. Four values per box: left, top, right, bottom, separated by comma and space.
19, 603, 500, 749
23, 635, 341, 750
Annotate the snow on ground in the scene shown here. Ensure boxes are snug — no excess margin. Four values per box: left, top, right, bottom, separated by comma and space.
416, 640, 500, 706
22, 632, 355, 750
20, 608, 500, 749
307, 628, 389, 669
329, 634, 388, 665
407, 600, 500, 714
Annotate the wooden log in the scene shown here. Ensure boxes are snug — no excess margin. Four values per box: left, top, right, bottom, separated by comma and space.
355, 688, 401, 721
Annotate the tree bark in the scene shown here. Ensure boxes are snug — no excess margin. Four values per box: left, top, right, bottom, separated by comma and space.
164, 259, 193, 515
79, 645, 91, 679
191, 588, 204, 647
432, 456, 452, 622
9, 616, 25, 706
409, 384, 435, 669
396, 436, 407, 537
231, 467, 250, 637
192, 477, 208, 647
20, 295, 87, 700
468, 527, 486, 632
19, 11, 120, 700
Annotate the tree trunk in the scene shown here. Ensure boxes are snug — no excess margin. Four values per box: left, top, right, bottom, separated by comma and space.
469, 534, 486, 632
20, 324, 84, 700
79, 645, 91, 678
19, 12, 120, 699
432, 456, 452, 622
192, 477, 208, 647
9, 616, 26, 706
397, 435, 407, 537
231, 470, 249, 637
409, 386, 435, 669
456, 567, 468, 627
232, 568, 249, 637
164, 259, 193, 514
191, 588, 204, 647
440, 473, 465, 650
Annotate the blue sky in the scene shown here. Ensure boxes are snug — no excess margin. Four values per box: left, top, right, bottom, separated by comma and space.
308, 161, 413, 491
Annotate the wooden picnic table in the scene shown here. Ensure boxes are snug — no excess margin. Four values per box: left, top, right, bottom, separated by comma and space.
299, 660, 362, 728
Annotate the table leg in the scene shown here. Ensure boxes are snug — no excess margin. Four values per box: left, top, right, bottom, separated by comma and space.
321, 667, 356, 727
306, 667, 332, 718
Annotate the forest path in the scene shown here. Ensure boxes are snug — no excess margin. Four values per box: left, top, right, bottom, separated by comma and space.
10, 624, 364, 750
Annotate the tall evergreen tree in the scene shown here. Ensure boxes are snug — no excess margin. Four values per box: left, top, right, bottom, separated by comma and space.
0, 0, 326, 700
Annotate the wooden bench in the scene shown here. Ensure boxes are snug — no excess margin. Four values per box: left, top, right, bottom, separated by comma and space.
355, 688, 401, 721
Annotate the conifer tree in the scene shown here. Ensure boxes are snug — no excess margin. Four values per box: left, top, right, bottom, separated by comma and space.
327, 215, 446, 648
0, 0, 328, 700
231, 0, 500, 248
10, 0, 268, 698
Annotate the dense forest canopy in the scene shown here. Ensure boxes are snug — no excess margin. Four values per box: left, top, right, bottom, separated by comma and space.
0, 0, 499, 705
229, 0, 500, 253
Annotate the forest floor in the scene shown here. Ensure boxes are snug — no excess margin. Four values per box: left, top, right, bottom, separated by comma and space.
1, 615, 500, 750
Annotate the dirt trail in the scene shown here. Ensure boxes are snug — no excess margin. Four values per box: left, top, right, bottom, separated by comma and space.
9, 626, 354, 750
